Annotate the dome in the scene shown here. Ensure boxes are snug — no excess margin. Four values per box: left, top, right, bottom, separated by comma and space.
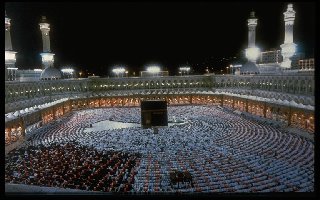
240, 62, 260, 74
40, 67, 62, 80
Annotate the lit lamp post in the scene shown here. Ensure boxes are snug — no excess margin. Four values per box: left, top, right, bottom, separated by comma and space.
205, 68, 209, 74
146, 66, 161, 77
179, 66, 191, 76
112, 67, 126, 77
226, 66, 229, 74
125, 71, 128, 77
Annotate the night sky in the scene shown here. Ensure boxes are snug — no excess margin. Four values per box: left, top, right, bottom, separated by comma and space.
5, 1, 315, 76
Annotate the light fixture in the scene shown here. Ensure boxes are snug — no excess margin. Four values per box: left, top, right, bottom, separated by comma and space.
112, 67, 126, 77
5, 51, 16, 61
146, 66, 161, 73
245, 47, 260, 62
61, 68, 74, 73
179, 66, 190, 71
40, 53, 54, 62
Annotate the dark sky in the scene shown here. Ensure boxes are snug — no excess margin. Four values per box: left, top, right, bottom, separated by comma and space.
5, 1, 315, 76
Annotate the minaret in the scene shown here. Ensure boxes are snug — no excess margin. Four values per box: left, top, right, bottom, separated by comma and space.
5, 11, 17, 81
245, 11, 260, 63
280, 3, 297, 68
39, 16, 55, 69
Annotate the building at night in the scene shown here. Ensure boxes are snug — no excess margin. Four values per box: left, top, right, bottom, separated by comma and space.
298, 58, 315, 70
237, 4, 308, 75
5, 3, 314, 194
257, 49, 304, 69
258, 49, 282, 64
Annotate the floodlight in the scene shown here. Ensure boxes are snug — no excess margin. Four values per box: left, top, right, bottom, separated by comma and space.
147, 66, 161, 73
40, 53, 54, 62
179, 67, 190, 71
61, 68, 74, 73
5, 51, 16, 61
245, 47, 260, 62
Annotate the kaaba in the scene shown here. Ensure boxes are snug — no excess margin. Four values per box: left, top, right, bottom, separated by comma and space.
141, 100, 168, 128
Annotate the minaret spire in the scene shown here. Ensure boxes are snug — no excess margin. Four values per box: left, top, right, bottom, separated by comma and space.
245, 10, 260, 63
39, 16, 61, 80
5, 11, 17, 81
280, 3, 297, 68
5, 11, 13, 51
39, 15, 55, 69
39, 15, 51, 53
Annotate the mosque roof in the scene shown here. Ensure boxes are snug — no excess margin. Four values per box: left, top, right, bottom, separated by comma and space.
240, 61, 260, 74
40, 67, 61, 80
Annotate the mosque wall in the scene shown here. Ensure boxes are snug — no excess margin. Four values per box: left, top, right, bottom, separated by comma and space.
5, 73, 314, 113
5, 92, 314, 149
5, 73, 315, 148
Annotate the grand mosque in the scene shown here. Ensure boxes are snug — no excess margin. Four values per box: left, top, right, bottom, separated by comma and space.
5, 4, 314, 194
